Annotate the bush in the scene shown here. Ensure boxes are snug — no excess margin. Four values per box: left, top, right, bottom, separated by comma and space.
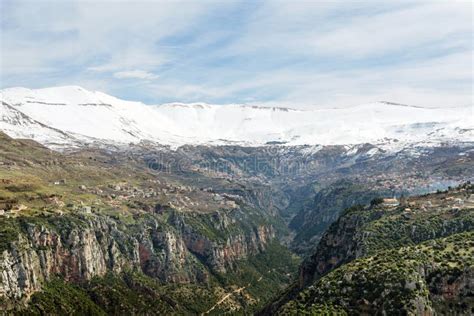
370, 197, 384, 207
5, 183, 39, 192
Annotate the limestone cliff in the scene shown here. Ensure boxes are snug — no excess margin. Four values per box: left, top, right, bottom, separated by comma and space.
0, 209, 275, 308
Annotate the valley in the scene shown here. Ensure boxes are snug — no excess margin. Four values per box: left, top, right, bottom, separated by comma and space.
1, 0, 472, 313
0, 87, 472, 315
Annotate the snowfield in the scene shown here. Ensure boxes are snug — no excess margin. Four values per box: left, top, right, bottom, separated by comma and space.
0, 86, 472, 151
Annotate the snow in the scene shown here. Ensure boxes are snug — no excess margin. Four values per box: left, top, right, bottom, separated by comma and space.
0, 86, 472, 151
0, 101, 85, 149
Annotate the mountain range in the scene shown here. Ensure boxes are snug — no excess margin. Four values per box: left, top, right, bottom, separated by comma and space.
1, 86, 472, 150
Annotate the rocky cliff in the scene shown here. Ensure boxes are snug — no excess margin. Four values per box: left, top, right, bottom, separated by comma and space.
0, 208, 275, 309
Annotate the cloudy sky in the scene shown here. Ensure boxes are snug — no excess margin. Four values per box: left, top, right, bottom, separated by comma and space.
0, 0, 472, 108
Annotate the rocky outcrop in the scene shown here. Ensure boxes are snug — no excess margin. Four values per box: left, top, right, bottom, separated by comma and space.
185, 225, 274, 273
0, 210, 275, 308
171, 210, 275, 273
299, 195, 474, 288
1, 219, 130, 302
428, 267, 474, 314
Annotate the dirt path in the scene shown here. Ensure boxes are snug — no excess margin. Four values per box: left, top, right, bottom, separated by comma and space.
202, 286, 246, 315
202, 271, 270, 315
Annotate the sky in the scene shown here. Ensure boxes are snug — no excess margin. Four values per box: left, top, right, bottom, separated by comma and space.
0, 0, 472, 108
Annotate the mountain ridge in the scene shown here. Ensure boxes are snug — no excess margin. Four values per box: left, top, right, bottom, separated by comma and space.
1, 86, 472, 150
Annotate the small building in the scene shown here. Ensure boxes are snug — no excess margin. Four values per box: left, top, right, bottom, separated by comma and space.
382, 198, 399, 207
468, 194, 474, 203
81, 206, 92, 213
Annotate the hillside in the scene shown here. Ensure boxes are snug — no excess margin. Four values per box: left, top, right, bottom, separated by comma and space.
278, 232, 474, 315
265, 184, 474, 315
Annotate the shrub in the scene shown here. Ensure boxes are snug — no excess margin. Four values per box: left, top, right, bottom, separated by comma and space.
370, 197, 384, 207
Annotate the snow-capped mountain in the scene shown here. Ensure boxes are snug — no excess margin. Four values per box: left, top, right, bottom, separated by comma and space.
0, 86, 472, 150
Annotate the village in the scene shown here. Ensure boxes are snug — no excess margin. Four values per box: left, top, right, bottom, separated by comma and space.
376, 182, 474, 217
0, 176, 241, 219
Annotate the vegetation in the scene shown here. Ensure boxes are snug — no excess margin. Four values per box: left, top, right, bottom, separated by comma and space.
279, 232, 474, 315
219, 241, 301, 312
370, 197, 384, 207
14, 272, 222, 315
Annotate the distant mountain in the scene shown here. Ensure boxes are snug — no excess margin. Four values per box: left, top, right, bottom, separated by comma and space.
1, 86, 472, 150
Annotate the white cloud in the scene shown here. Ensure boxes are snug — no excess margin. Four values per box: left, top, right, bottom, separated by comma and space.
143, 49, 472, 108
1, 0, 229, 75
215, 1, 471, 60
113, 70, 159, 80
1, 0, 472, 108
310, 2, 471, 58
88, 51, 168, 73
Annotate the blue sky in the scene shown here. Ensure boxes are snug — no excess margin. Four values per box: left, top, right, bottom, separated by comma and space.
0, 0, 472, 108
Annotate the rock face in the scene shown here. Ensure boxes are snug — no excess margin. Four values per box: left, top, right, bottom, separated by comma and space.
183, 224, 274, 273
172, 210, 275, 273
0, 210, 274, 306
429, 268, 474, 314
